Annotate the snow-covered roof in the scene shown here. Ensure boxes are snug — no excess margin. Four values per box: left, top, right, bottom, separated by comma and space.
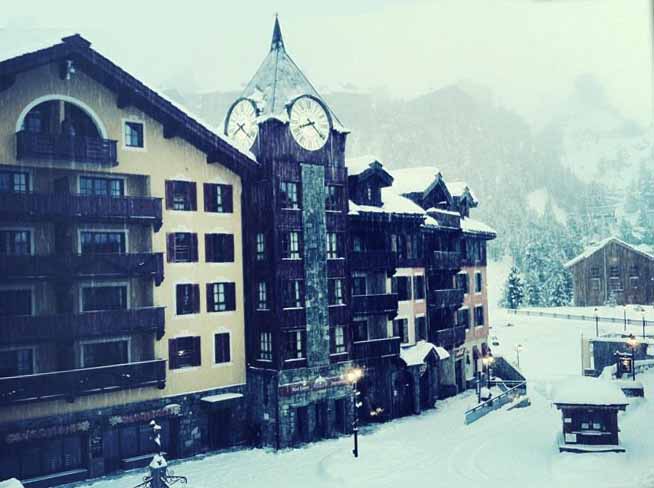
461, 217, 496, 237
447, 181, 478, 204
390, 167, 442, 195
237, 18, 346, 133
346, 155, 386, 176
0, 479, 24, 488
564, 236, 654, 268
553, 376, 628, 406
400, 341, 442, 366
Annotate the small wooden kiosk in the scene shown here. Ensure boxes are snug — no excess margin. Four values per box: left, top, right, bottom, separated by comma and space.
553, 377, 628, 453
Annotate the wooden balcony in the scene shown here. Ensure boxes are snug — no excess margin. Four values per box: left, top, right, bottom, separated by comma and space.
429, 288, 465, 309
429, 251, 461, 271
348, 251, 398, 272
351, 337, 401, 361
16, 130, 118, 166
0, 307, 165, 346
351, 293, 398, 316
0, 359, 166, 405
0, 191, 162, 230
0, 252, 164, 285
435, 326, 467, 349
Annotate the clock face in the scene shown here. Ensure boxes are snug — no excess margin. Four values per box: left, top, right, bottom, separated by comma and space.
289, 96, 331, 151
225, 98, 259, 149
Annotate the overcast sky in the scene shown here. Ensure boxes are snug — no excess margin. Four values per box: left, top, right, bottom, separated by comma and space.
2, 0, 651, 127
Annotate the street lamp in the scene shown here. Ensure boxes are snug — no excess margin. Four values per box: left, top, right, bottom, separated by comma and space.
626, 334, 639, 381
623, 305, 627, 332
594, 307, 599, 337
346, 367, 364, 458
481, 355, 494, 389
642, 312, 647, 339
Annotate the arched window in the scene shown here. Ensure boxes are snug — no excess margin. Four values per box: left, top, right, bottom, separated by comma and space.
21, 99, 101, 138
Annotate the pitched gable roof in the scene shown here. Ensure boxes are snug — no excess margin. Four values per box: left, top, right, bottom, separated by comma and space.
564, 236, 654, 268
390, 167, 452, 207
346, 156, 393, 187
0, 34, 258, 177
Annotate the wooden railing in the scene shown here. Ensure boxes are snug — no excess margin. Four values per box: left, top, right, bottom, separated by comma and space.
464, 380, 527, 425
0, 359, 166, 404
348, 251, 398, 271
16, 130, 118, 166
0, 191, 163, 230
429, 288, 465, 309
1, 307, 166, 345
352, 337, 401, 360
0, 252, 164, 284
429, 251, 461, 270
435, 326, 467, 348
351, 293, 399, 316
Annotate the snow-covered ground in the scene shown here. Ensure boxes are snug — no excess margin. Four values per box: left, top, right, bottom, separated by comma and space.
519, 304, 654, 323
76, 306, 654, 488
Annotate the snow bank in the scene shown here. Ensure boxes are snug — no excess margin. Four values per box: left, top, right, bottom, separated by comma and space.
553, 376, 627, 406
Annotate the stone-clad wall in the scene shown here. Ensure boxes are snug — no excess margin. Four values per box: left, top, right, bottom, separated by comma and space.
301, 163, 330, 367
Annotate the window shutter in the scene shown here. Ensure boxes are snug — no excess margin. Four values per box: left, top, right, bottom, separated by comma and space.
205, 234, 214, 262
165, 181, 173, 210
206, 283, 214, 312
224, 234, 234, 262
190, 233, 198, 262
192, 336, 201, 366
223, 185, 233, 213
175, 285, 183, 315
192, 284, 200, 313
189, 182, 197, 211
203, 183, 212, 212
226, 282, 236, 311
168, 339, 178, 369
166, 233, 176, 263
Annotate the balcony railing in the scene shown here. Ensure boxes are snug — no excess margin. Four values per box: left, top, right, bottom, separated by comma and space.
1, 307, 165, 346
351, 293, 399, 316
351, 337, 401, 360
0, 191, 163, 230
348, 251, 398, 271
0, 359, 166, 405
435, 326, 467, 349
16, 130, 118, 166
1, 252, 164, 285
429, 251, 461, 271
429, 288, 465, 309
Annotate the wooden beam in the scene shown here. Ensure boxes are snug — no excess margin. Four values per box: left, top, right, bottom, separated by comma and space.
206, 152, 219, 164
116, 91, 131, 109
163, 121, 180, 139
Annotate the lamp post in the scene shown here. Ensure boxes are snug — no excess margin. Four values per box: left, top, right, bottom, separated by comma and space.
643, 312, 647, 339
623, 305, 627, 332
626, 334, 639, 381
515, 344, 523, 369
346, 367, 364, 458
594, 307, 599, 337
481, 355, 494, 389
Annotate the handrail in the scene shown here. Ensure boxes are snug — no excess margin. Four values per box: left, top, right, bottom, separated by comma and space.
465, 380, 527, 416
507, 308, 654, 328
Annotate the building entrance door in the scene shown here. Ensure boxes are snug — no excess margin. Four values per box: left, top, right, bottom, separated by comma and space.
295, 406, 309, 444
208, 409, 232, 450
455, 359, 464, 392
315, 401, 328, 439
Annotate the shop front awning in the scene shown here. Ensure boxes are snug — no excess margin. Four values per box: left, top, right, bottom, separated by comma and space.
200, 392, 243, 409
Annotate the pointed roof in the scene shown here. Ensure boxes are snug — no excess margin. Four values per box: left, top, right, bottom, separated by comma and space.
564, 236, 654, 268
239, 17, 346, 132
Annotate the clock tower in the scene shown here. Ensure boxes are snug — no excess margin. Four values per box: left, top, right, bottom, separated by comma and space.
225, 17, 353, 448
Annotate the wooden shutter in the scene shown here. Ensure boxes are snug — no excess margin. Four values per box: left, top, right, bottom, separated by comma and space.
223, 185, 233, 213
226, 282, 236, 311
205, 234, 214, 262
192, 284, 200, 313
223, 234, 234, 262
190, 233, 198, 262
189, 182, 197, 211
165, 181, 173, 209
203, 183, 212, 212
175, 285, 183, 315
166, 233, 176, 263
206, 283, 214, 312
192, 336, 201, 366
168, 339, 178, 369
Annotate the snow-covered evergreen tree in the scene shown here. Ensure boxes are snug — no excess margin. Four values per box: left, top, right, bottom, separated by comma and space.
544, 265, 573, 306
502, 266, 524, 309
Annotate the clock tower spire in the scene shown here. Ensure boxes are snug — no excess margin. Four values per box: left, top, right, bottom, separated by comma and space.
271, 14, 284, 51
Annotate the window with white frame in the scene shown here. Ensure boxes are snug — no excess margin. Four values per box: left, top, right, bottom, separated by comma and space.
80, 231, 125, 254
0, 170, 29, 193
256, 232, 265, 261
82, 285, 127, 312
282, 231, 302, 259
124, 121, 144, 148
82, 338, 129, 368
332, 325, 346, 354
285, 330, 305, 360
257, 281, 268, 310
259, 331, 272, 360
328, 278, 345, 305
0, 230, 31, 256
0, 347, 34, 376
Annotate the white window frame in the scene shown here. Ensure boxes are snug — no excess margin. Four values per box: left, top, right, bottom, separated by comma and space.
257, 281, 268, 311
333, 325, 346, 354
122, 118, 147, 151
79, 336, 131, 368
256, 233, 265, 260
0, 226, 35, 255
79, 281, 130, 313
0, 166, 34, 193
77, 174, 127, 197
474, 271, 483, 295
77, 227, 129, 254
259, 331, 273, 361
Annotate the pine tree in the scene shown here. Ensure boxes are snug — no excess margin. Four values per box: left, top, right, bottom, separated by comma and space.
544, 265, 573, 307
502, 266, 525, 309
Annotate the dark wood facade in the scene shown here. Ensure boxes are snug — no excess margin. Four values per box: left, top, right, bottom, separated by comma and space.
566, 238, 654, 307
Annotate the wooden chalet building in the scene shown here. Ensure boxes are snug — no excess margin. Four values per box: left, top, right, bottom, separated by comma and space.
565, 237, 654, 307
0, 35, 256, 486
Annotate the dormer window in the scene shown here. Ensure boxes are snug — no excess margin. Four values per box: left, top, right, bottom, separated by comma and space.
366, 185, 373, 202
